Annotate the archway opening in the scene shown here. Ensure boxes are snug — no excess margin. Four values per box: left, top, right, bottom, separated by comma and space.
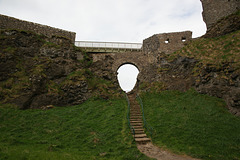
117, 63, 139, 93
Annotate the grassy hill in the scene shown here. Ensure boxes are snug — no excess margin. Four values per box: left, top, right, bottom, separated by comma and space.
141, 89, 240, 160
0, 98, 150, 160
1, 90, 239, 160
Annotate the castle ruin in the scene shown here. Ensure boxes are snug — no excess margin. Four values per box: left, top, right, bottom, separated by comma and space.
201, 0, 240, 31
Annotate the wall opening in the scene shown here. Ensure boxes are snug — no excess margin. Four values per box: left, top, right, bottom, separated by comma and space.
164, 39, 170, 44
117, 63, 139, 93
182, 37, 186, 42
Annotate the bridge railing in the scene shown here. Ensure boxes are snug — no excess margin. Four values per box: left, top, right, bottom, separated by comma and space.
75, 41, 142, 50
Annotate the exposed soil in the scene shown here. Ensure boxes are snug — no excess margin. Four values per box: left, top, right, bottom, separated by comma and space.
137, 142, 200, 160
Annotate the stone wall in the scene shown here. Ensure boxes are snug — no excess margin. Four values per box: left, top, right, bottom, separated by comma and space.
92, 51, 156, 82
142, 31, 192, 55
0, 14, 76, 43
201, 0, 240, 30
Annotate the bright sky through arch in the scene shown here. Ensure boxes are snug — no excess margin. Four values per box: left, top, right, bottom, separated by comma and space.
117, 64, 139, 92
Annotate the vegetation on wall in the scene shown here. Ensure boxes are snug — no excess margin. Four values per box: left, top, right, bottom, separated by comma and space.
169, 30, 240, 73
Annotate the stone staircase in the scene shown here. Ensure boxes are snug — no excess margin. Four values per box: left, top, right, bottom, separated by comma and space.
128, 93, 151, 144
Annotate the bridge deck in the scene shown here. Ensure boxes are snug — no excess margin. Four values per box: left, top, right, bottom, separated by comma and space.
75, 41, 142, 53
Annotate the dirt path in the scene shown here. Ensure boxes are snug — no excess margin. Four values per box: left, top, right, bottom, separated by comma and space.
137, 142, 200, 160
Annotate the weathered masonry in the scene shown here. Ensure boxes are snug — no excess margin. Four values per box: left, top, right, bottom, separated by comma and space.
201, 0, 240, 30
90, 31, 193, 83
0, 14, 76, 43
142, 31, 192, 55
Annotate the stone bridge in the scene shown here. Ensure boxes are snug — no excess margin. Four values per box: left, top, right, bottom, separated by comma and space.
87, 31, 192, 83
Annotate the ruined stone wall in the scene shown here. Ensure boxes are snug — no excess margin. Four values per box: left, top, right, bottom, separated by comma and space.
91, 51, 158, 83
0, 14, 76, 43
142, 31, 192, 55
201, 0, 240, 30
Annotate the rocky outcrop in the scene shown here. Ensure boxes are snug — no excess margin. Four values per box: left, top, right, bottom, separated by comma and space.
155, 55, 240, 116
157, 56, 197, 92
203, 10, 240, 38
200, 0, 240, 31
195, 63, 240, 115
0, 29, 88, 109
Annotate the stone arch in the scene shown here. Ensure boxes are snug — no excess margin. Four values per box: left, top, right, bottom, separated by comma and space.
116, 62, 140, 74
112, 52, 146, 74
116, 63, 140, 92
114, 60, 142, 83
113, 60, 142, 75
111, 51, 150, 84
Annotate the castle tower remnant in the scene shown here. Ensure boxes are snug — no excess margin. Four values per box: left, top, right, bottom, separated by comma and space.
200, 0, 240, 31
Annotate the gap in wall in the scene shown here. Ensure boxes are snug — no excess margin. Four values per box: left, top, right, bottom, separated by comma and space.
117, 64, 139, 93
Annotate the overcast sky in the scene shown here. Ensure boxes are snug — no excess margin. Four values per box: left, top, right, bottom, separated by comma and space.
0, 0, 206, 43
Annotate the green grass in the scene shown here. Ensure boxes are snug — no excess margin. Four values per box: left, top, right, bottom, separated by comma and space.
2, 89, 240, 160
141, 89, 240, 160
0, 98, 150, 160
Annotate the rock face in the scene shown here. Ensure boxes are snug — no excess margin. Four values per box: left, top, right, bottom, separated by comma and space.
203, 10, 240, 38
0, 29, 88, 109
194, 63, 240, 115
157, 56, 197, 92
201, 0, 240, 31
157, 56, 240, 115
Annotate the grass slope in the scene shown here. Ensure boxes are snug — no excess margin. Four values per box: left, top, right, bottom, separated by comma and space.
142, 90, 240, 160
0, 98, 150, 160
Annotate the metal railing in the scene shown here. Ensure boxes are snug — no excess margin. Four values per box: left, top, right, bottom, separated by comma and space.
75, 41, 142, 50
125, 93, 135, 138
137, 94, 154, 137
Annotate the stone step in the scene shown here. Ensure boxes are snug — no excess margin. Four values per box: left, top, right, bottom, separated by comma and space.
130, 112, 141, 114
130, 120, 142, 123
130, 104, 139, 106
131, 114, 142, 116
135, 137, 151, 144
130, 120, 143, 124
130, 110, 141, 112
131, 104, 139, 107
130, 119, 142, 122
130, 110, 141, 113
130, 116, 142, 119
131, 112, 141, 114
134, 134, 147, 138
130, 112, 142, 114
131, 123, 143, 126
131, 110, 141, 112
132, 125, 143, 129
134, 129, 145, 134
130, 108, 141, 110
131, 112, 142, 115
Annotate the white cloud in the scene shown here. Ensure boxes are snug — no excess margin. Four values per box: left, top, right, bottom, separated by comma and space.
0, 0, 206, 42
